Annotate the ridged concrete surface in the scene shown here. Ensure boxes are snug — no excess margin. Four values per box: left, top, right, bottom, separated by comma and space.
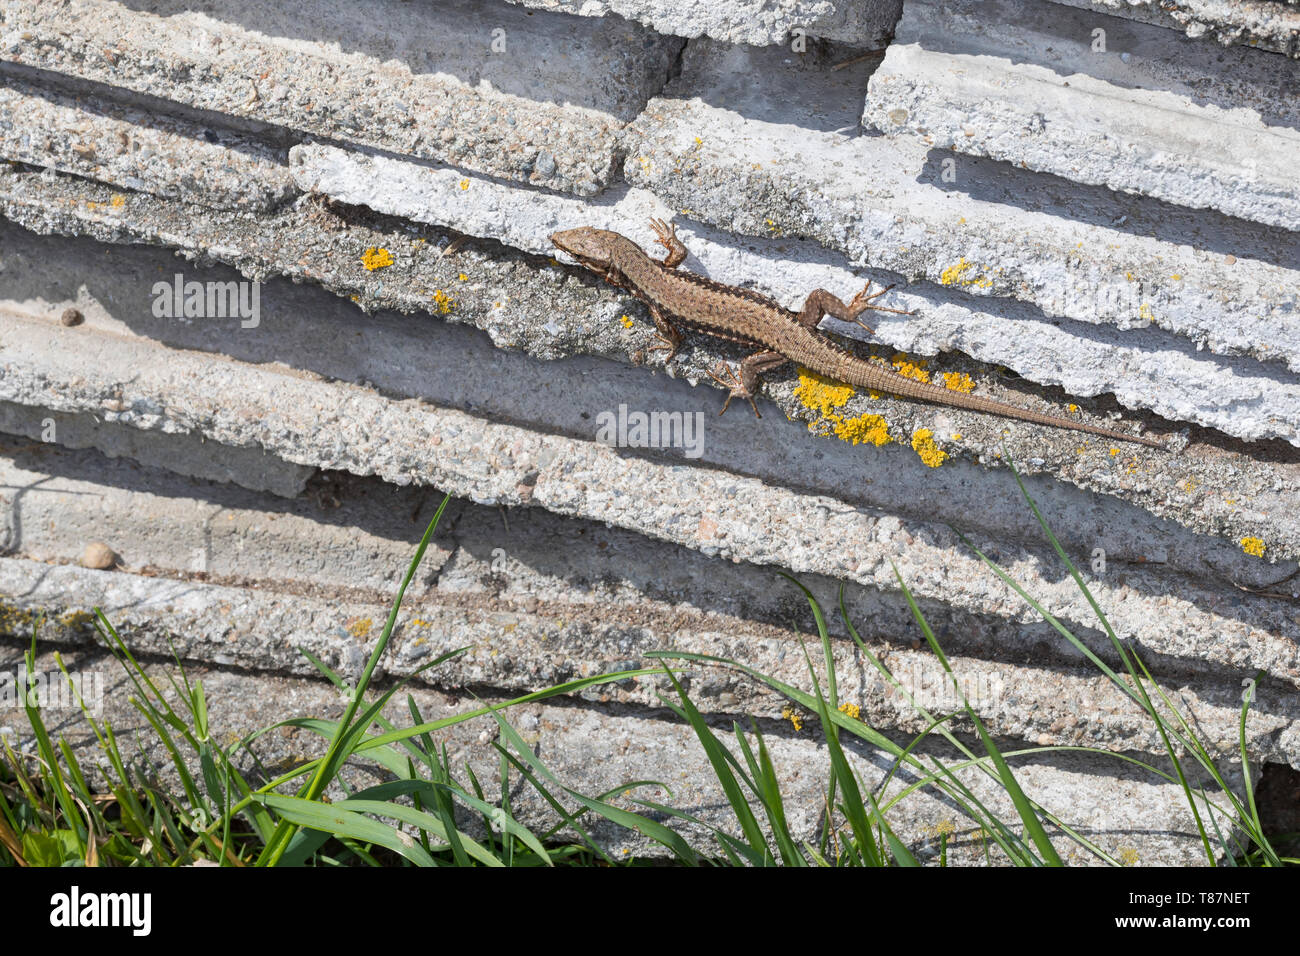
0, 0, 1295, 861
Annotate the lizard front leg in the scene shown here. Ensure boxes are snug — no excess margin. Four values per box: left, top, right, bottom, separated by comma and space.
706, 350, 788, 419
796, 281, 914, 335
645, 301, 684, 363
648, 217, 688, 269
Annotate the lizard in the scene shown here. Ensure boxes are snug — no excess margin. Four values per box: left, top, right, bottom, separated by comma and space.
550, 220, 1165, 450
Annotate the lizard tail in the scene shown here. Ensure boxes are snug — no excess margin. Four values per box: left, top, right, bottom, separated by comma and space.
848, 372, 1166, 450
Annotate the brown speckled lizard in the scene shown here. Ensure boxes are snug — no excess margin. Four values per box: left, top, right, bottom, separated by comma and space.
551, 219, 1164, 449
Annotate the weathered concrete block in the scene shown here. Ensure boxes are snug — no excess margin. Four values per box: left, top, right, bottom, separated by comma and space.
1048, 0, 1300, 57
0, 71, 295, 210
864, 0, 1300, 230
0, 0, 682, 195
504, 0, 904, 45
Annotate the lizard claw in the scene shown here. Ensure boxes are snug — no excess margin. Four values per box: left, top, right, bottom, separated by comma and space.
849, 281, 915, 330
705, 361, 761, 419
648, 217, 676, 249
648, 331, 680, 363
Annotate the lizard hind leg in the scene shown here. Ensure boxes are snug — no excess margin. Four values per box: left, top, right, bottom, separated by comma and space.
797, 281, 915, 336
646, 303, 684, 363
705, 349, 788, 419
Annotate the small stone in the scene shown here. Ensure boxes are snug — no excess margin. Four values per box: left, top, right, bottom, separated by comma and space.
82, 541, 117, 570
60, 307, 84, 327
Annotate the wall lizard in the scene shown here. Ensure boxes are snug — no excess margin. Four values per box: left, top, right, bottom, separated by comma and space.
551, 220, 1165, 449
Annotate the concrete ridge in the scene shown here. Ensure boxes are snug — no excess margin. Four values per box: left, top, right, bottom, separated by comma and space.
0, 0, 683, 195
865, 0, 1300, 231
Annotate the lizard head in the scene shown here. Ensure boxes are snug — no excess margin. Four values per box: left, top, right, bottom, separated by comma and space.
550, 227, 619, 270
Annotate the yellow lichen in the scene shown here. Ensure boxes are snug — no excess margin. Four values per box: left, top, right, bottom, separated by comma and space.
892, 353, 931, 383
620, 314, 634, 329
1067, 403, 1079, 413
938, 258, 993, 289
1138, 302, 1155, 323
911, 428, 948, 467
110, 193, 126, 208
837, 701, 861, 720
781, 705, 804, 732
1241, 537, 1266, 558
1117, 846, 1140, 866
346, 617, 373, 640
831, 412, 893, 446
57, 610, 96, 629
793, 367, 854, 416
928, 819, 956, 837
942, 371, 973, 393
361, 246, 393, 271
430, 289, 455, 314
459, 178, 470, 190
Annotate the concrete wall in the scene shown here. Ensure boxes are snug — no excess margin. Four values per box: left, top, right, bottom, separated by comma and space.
1, 0, 1297, 863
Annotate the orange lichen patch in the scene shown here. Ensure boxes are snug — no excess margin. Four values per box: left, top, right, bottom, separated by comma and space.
891, 353, 931, 383
942, 371, 974, 393
110, 193, 126, 208
361, 246, 393, 271
430, 289, 455, 314
1241, 537, 1266, 558
831, 412, 893, 446
911, 428, 948, 467
794, 366, 854, 415
1067, 403, 1079, 413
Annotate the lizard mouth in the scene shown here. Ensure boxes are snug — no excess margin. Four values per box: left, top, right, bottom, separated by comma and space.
548, 234, 576, 261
